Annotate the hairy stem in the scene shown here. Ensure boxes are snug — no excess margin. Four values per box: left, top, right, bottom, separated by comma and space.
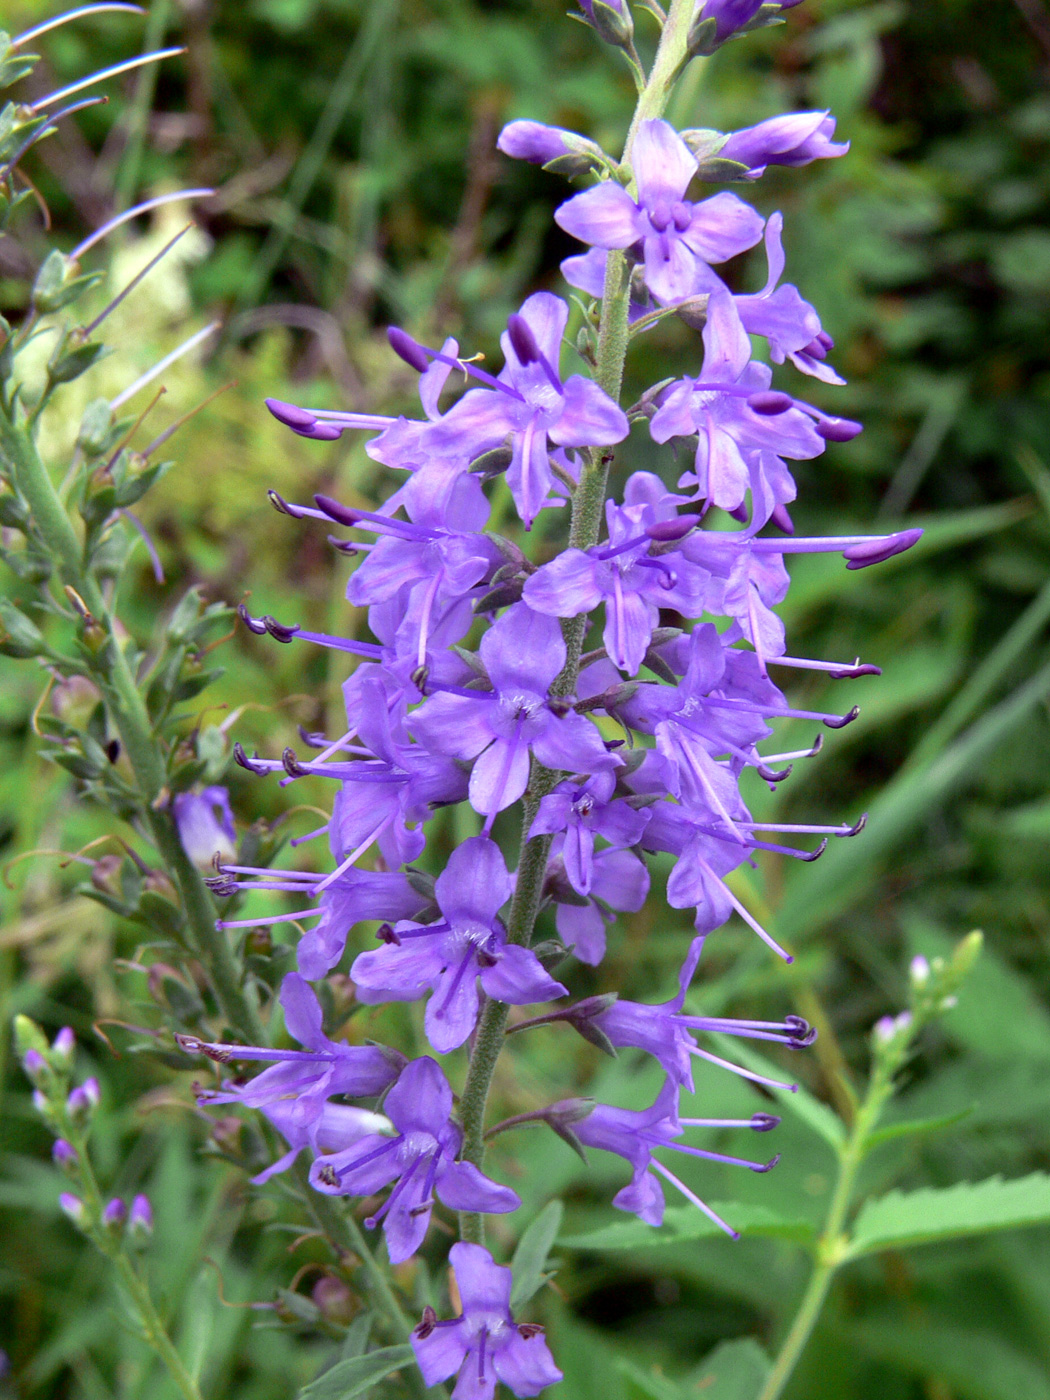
455, 0, 699, 1244
0, 414, 264, 1043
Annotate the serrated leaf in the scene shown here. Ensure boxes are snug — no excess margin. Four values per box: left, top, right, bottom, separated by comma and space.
850, 1319, 1050, 1400
846, 1173, 1050, 1258
690, 1339, 771, 1400
510, 1200, 563, 1309
616, 1357, 685, 1400
560, 1201, 814, 1251
297, 1344, 415, 1400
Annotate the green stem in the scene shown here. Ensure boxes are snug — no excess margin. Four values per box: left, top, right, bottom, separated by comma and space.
757, 1064, 895, 1400
75, 1146, 203, 1400
455, 0, 700, 1245
0, 413, 264, 1043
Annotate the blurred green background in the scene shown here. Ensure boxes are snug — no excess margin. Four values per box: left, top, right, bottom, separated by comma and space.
2, 1, 1050, 1398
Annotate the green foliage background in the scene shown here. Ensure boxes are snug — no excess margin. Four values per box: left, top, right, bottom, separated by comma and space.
2, 2, 1050, 1398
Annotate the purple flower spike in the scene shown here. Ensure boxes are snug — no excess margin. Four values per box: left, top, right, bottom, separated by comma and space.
556, 121, 765, 303
310, 1058, 519, 1262
719, 111, 848, 178
412, 1242, 563, 1400
173, 786, 237, 868
411, 605, 620, 819
351, 837, 567, 1052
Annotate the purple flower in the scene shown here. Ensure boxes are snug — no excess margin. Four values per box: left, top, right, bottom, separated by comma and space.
351, 837, 567, 1053
309, 1058, 519, 1262
410, 605, 620, 819
128, 1194, 154, 1237
173, 786, 236, 868
698, 0, 766, 43
523, 471, 709, 674
555, 120, 764, 303
412, 1242, 563, 1400
529, 771, 649, 896
548, 840, 650, 965
733, 213, 844, 384
425, 293, 629, 527
573, 1078, 777, 1234
182, 974, 405, 1180
719, 111, 848, 177
649, 290, 824, 515
593, 935, 814, 1089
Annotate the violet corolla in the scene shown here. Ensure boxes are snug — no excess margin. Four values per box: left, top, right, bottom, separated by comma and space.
412, 1242, 563, 1400
310, 1058, 519, 1262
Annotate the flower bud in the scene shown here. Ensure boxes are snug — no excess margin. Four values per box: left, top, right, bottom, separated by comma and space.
59, 1192, 88, 1228
22, 1048, 50, 1089
67, 1077, 100, 1127
497, 121, 606, 177
576, 0, 634, 49
102, 1198, 127, 1234
51, 1027, 76, 1070
52, 1139, 79, 1175
312, 1275, 359, 1326
909, 955, 930, 989
128, 1194, 154, 1240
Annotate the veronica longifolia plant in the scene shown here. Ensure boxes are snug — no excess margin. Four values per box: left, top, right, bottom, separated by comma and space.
3, 4, 930, 1398
193, 0, 923, 1387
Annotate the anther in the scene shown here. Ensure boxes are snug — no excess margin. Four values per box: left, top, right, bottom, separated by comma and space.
822, 706, 859, 729
387, 327, 430, 373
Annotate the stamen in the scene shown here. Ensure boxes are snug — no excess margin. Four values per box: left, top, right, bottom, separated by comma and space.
387, 325, 527, 402
768, 655, 881, 679
215, 908, 319, 930
110, 322, 219, 410
687, 1043, 797, 1092
12, 4, 145, 47
30, 48, 186, 113
647, 1159, 739, 1239
735, 816, 867, 837
312, 817, 393, 892
70, 191, 212, 263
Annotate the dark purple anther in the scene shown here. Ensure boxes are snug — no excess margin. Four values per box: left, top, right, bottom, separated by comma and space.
265, 398, 317, 430
747, 391, 794, 415
843, 527, 922, 569
800, 337, 827, 361
750, 1154, 781, 1173
816, 416, 863, 442
645, 515, 699, 542
507, 313, 542, 366
314, 493, 361, 527
751, 1114, 781, 1131
387, 326, 430, 373
823, 705, 860, 729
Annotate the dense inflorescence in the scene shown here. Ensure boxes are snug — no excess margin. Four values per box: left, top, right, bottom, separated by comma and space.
168, 1, 920, 1388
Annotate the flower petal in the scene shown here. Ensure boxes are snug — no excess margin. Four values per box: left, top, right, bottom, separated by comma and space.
425, 953, 482, 1052
279, 973, 326, 1050
523, 550, 604, 617
468, 735, 532, 816
436, 836, 513, 925
480, 604, 566, 694
436, 1160, 520, 1213
633, 119, 697, 208
480, 943, 567, 1006
549, 375, 629, 449
450, 1241, 514, 1315
384, 1056, 452, 1136
681, 191, 765, 264
492, 1331, 564, 1398
410, 692, 496, 760
555, 182, 642, 249
412, 1321, 469, 1387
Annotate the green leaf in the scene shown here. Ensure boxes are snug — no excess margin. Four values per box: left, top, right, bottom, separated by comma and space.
864, 1104, 974, 1150
297, 1344, 415, 1400
615, 1357, 685, 1400
706, 1032, 846, 1149
690, 1339, 771, 1400
846, 1173, 1050, 1258
850, 1319, 1050, 1400
510, 1199, 563, 1309
560, 1201, 814, 1251
777, 657, 1050, 942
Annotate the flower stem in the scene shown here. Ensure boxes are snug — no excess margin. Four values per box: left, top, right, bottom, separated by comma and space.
455, 0, 700, 1245
0, 413, 264, 1043
756, 1057, 897, 1400
73, 1147, 203, 1400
